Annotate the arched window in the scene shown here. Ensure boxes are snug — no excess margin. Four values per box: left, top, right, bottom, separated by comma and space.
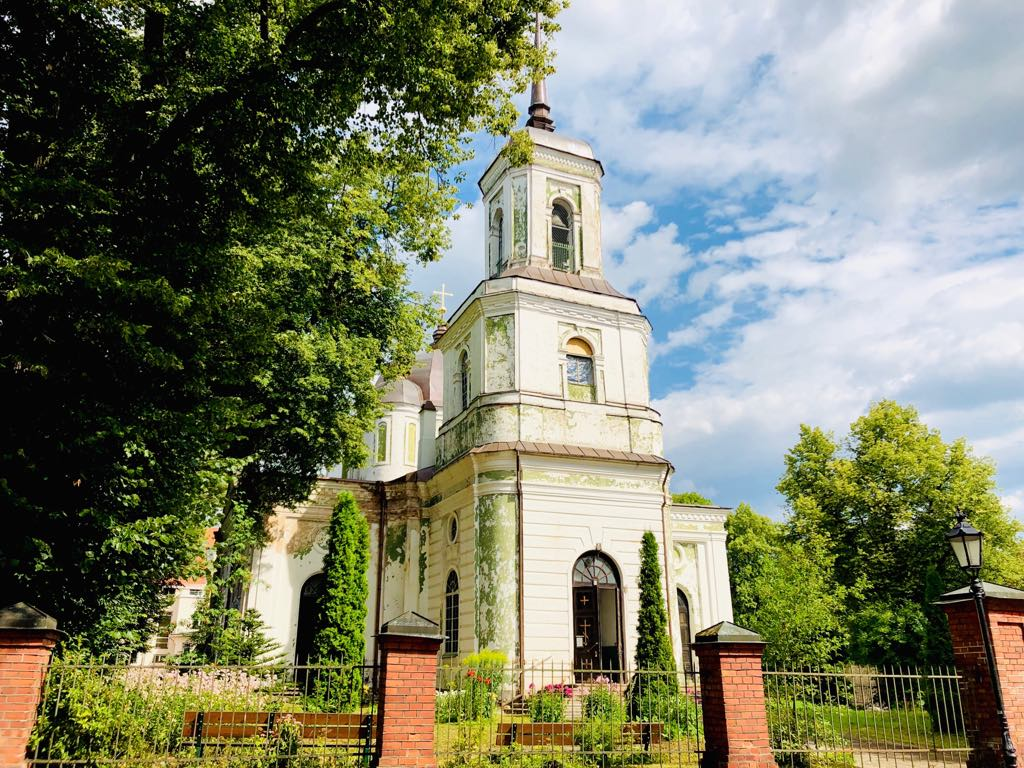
444, 570, 460, 655
459, 350, 470, 411
375, 422, 388, 464
405, 423, 417, 465
566, 337, 595, 401
572, 552, 619, 586
677, 589, 694, 674
493, 210, 505, 275
551, 203, 573, 271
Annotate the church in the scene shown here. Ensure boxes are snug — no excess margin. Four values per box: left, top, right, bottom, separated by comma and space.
234, 65, 734, 673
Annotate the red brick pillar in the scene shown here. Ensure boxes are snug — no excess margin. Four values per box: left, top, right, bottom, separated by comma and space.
693, 621, 778, 768
0, 604, 59, 768
939, 583, 1024, 768
374, 612, 444, 768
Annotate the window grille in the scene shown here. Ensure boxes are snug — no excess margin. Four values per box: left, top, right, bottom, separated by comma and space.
551, 203, 573, 271
444, 571, 460, 655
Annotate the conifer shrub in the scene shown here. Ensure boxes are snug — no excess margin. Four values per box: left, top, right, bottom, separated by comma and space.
310, 492, 369, 710
627, 532, 678, 728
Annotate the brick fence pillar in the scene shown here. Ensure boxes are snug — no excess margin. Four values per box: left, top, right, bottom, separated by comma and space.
939, 582, 1024, 768
0, 604, 59, 768
693, 621, 777, 768
374, 611, 444, 768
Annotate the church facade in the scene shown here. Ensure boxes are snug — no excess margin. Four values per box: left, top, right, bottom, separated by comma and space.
239, 89, 734, 672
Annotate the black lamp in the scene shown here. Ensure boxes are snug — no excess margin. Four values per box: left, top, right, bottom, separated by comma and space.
946, 512, 983, 572
946, 511, 1017, 768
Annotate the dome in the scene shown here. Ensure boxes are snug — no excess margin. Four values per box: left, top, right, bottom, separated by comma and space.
381, 378, 424, 407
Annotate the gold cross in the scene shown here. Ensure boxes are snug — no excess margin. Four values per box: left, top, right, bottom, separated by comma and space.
432, 283, 454, 316
579, 594, 589, 606
579, 619, 591, 640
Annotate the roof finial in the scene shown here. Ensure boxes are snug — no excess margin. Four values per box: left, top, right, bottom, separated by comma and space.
526, 13, 555, 132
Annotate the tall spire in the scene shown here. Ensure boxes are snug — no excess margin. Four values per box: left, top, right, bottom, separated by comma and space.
525, 13, 555, 132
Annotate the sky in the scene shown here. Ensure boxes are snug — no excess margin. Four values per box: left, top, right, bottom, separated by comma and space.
408, 0, 1024, 520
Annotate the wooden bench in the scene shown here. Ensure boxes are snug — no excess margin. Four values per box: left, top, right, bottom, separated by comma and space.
494, 722, 664, 747
182, 711, 374, 756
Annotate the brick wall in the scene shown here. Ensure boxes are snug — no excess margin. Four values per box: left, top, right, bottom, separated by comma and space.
943, 596, 1024, 768
375, 633, 443, 768
0, 629, 58, 768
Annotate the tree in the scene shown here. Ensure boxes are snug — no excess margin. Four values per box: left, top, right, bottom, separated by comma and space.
725, 504, 847, 667
778, 400, 1024, 666
175, 604, 280, 666
629, 531, 677, 721
671, 492, 713, 505
310, 492, 369, 708
0, 0, 559, 649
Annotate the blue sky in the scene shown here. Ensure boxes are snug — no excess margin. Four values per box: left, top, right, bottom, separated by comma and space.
410, 0, 1024, 520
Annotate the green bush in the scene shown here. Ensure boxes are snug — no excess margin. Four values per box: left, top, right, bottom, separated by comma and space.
528, 686, 569, 722
583, 687, 626, 721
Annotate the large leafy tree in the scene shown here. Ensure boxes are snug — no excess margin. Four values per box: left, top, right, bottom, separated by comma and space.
778, 400, 1024, 666
0, 0, 558, 650
725, 503, 847, 667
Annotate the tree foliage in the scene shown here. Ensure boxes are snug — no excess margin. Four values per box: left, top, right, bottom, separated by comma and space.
671, 492, 713, 505
777, 400, 1024, 666
725, 504, 847, 667
629, 531, 677, 720
0, 0, 561, 649
311, 491, 369, 708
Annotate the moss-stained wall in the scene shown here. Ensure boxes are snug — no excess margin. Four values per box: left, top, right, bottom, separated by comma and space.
485, 314, 515, 392
475, 493, 520, 660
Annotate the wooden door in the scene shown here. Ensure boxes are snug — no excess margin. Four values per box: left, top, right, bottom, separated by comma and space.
573, 586, 601, 672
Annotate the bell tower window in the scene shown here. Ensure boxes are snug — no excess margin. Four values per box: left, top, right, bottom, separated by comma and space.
459, 350, 471, 411
551, 203, 573, 272
565, 337, 596, 402
490, 209, 506, 277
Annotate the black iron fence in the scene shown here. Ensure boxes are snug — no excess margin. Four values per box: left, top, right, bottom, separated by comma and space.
434, 662, 703, 768
28, 659, 378, 767
763, 665, 970, 767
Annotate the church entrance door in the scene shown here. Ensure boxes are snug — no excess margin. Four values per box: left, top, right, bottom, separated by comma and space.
572, 552, 623, 678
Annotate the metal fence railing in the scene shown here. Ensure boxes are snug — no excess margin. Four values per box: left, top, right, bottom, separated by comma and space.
28, 659, 378, 766
434, 662, 703, 768
763, 665, 970, 768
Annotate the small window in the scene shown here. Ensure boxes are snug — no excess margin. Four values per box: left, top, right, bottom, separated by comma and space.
493, 210, 505, 276
375, 422, 388, 463
448, 514, 459, 544
551, 203, 573, 271
565, 338, 596, 401
444, 571, 460, 655
405, 423, 417, 465
459, 350, 470, 411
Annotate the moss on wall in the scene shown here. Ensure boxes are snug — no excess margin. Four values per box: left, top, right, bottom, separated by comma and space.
385, 521, 407, 565
474, 493, 520, 660
418, 517, 430, 594
485, 314, 515, 392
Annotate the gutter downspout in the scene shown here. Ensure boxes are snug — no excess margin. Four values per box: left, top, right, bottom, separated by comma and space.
516, 449, 526, 684
375, 480, 386, 663
659, 464, 676, 655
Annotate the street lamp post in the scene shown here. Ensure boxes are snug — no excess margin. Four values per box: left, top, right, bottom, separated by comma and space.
946, 511, 1018, 768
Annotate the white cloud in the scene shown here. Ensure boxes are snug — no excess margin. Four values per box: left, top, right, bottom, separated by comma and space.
532, 1, 1024, 517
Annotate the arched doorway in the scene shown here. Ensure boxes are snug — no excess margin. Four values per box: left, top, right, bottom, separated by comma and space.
572, 552, 623, 676
295, 573, 324, 668
677, 589, 694, 674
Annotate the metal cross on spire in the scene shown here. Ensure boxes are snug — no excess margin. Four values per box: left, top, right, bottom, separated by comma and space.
432, 283, 454, 316
526, 13, 555, 131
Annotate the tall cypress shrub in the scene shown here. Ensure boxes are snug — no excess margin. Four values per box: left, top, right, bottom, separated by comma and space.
629, 531, 679, 724
312, 491, 369, 709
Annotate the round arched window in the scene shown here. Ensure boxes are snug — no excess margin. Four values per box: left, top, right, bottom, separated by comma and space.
551, 203, 573, 271
572, 552, 619, 586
